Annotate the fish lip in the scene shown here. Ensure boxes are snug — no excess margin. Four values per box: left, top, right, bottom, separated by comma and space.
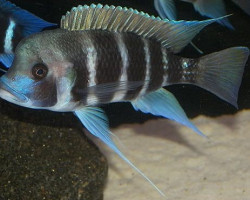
0, 78, 28, 103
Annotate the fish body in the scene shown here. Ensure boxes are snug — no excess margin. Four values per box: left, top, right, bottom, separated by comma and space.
0, 0, 56, 69
0, 4, 249, 196
154, 0, 234, 29
6, 29, 172, 110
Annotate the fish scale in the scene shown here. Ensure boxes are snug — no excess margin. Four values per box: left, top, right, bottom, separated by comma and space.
91, 31, 122, 103
123, 32, 147, 100
0, 3, 248, 198
146, 38, 164, 93
68, 30, 199, 103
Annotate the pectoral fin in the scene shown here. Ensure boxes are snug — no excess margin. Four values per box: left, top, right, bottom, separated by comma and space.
74, 107, 166, 197
132, 88, 205, 137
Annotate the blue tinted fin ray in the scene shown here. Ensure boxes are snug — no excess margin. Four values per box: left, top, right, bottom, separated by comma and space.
192, 0, 234, 29
154, 0, 176, 20
132, 88, 205, 137
0, 54, 14, 69
74, 107, 166, 197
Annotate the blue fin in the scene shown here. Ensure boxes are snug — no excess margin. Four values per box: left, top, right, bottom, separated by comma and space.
0, 53, 14, 69
154, 0, 204, 54
0, 0, 56, 37
154, 0, 176, 20
74, 107, 166, 197
131, 88, 205, 137
192, 0, 234, 29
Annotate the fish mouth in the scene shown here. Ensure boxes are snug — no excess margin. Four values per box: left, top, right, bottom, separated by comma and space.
0, 77, 28, 103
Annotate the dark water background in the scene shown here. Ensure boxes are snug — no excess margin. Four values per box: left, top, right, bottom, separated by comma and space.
5, 0, 250, 127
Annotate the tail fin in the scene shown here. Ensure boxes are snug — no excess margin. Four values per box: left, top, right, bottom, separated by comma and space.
196, 47, 249, 108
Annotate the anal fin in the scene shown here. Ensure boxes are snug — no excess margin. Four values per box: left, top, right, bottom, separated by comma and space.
132, 88, 205, 137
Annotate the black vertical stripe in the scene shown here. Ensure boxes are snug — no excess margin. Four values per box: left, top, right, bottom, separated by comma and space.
71, 57, 89, 104
31, 78, 57, 107
167, 53, 183, 83
90, 30, 122, 103
146, 40, 164, 92
123, 33, 146, 100
64, 32, 89, 104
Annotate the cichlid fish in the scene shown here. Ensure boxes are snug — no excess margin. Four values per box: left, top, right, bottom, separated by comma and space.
0, 4, 249, 197
0, 0, 55, 69
154, 0, 235, 29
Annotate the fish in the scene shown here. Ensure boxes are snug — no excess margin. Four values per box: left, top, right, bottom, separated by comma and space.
0, 4, 249, 197
154, 0, 234, 29
0, 0, 56, 69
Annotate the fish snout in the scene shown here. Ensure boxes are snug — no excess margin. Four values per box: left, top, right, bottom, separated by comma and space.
0, 77, 28, 103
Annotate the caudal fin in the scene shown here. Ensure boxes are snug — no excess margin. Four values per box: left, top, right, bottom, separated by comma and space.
196, 47, 249, 108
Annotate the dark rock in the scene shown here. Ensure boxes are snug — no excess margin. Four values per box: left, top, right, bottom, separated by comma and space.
0, 101, 108, 200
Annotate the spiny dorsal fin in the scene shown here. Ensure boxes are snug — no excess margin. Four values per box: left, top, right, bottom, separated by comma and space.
61, 4, 219, 53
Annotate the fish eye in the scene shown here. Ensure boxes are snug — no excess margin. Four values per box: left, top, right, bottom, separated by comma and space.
32, 63, 48, 79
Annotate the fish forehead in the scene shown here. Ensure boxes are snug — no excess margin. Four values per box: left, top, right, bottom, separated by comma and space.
17, 29, 93, 63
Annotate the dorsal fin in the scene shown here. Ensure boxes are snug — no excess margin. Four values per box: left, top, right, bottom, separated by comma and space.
61, 4, 219, 53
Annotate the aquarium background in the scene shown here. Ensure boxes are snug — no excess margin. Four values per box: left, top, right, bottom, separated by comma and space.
1, 0, 250, 200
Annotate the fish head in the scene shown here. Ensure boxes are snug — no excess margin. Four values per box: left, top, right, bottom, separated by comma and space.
0, 31, 77, 111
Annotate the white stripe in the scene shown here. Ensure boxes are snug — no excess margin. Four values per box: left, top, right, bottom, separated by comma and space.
4, 19, 16, 54
138, 38, 151, 97
162, 48, 169, 86
85, 37, 99, 105
111, 34, 129, 102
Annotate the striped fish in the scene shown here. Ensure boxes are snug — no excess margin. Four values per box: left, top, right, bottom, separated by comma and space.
0, 0, 55, 69
0, 4, 249, 197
